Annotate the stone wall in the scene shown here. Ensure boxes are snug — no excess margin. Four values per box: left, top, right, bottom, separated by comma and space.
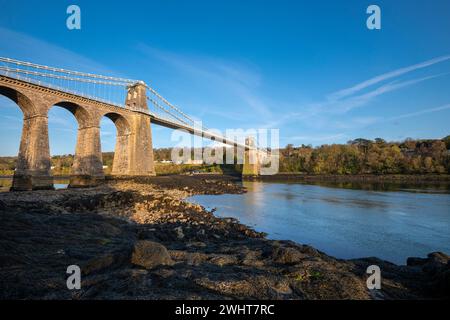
1, 76, 156, 191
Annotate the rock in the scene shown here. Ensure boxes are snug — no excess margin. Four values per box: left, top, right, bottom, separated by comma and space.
209, 254, 238, 267
428, 252, 450, 264
298, 245, 319, 256
131, 240, 174, 270
82, 250, 133, 275
270, 280, 293, 295
174, 226, 185, 239
271, 246, 305, 264
197, 229, 205, 236
419, 252, 450, 275
186, 241, 206, 248
431, 269, 450, 296
186, 252, 209, 266
407, 257, 427, 266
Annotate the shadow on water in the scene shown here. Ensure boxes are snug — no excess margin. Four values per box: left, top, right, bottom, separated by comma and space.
255, 179, 450, 194
0, 177, 69, 192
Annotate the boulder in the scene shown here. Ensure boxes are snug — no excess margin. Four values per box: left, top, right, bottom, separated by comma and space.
174, 226, 185, 239
131, 240, 174, 269
406, 257, 427, 267
271, 246, 305, 264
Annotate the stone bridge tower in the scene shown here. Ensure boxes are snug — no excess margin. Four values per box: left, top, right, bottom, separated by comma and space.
123, 81, 155, 176
242, 136, 260, 176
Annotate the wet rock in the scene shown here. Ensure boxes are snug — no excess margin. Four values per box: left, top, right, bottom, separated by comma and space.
186, 241, 206, 248
1, 176, 449, 300
186, 252, 209, 266
407, 257, 428, 266
428, 252, 450, 264
82, 254, 116, 275
270, 246, 306, 264
174, 226, 185, 239
131, 240, 174, 270
420, 252, 450, 275
209, 254, 239, 267
270, 280, 293, 295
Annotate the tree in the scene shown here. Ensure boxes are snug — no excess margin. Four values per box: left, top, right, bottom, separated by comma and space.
443, 135, 450, 150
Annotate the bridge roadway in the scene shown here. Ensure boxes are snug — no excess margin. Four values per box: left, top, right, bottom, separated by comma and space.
0, 74, 260, 191
0, 74, 251, 150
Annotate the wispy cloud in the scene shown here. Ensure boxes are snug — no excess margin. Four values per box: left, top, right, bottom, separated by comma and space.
388, 103, 450, 121
276, 64, 450, 132
290, 133, 347, 142
0, 27, 130, 80
325, 73, 446, 115
328, 55, 450, 101
137, 44, 273, 121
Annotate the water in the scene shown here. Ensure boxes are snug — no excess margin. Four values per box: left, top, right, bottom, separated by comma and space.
0, 177, 69, 191
188, 181, 450, 265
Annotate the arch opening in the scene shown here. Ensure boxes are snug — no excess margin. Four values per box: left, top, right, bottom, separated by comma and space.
52, 101, 91, 128
0, 94, 25, 190
0, 86, 52, 190
47, 104, 80, 177
0, 86, 37, 117
48, 101, 104, 187
100, 112, 131, 175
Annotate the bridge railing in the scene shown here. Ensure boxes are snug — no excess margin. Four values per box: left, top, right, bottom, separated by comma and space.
0, 57, 134, 108
0, 57, 260, 151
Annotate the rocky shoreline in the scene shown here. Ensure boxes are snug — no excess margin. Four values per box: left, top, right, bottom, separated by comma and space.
0, 175, 449, 299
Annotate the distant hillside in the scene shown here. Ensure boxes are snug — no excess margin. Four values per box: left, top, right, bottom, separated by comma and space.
1, 136, 449, 175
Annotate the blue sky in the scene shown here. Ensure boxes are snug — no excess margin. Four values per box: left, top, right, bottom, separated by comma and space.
0, 0, 450, 156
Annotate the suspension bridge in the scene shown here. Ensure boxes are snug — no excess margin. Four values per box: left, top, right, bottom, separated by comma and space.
0, 57, 263, 190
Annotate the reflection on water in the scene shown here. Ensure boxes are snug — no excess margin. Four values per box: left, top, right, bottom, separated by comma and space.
189, 181, 450, 265
0, 177, 69, 191
54, 179, 69, 189
0, 177, 12, 192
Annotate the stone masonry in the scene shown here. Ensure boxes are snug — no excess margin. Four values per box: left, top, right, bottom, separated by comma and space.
0, 76, 155, 191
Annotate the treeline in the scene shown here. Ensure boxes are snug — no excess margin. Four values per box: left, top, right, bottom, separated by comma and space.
279, 136, 450, 174
0, 152, 115, 175
1, 136, 449, 175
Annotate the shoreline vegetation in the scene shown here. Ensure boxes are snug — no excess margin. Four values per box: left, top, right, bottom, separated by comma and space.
1, 136, 449, 177
0, 174, 449, 299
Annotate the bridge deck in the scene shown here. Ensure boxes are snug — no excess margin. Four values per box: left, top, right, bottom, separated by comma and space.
0, 74, 252, 150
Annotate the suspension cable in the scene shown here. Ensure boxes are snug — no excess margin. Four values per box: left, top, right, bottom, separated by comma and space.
147, 97, 192, 127
0, 57, 137, 83
0, 66, 131, 87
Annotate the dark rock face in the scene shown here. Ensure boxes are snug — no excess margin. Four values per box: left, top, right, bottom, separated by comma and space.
270, 245, 306, 264
131, 241, 174, 270
0, 175, 448, 300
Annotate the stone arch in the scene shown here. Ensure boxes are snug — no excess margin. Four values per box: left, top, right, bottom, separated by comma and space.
103, 112, 132, 136
49, 101, 92, 128
47, 101, 104, 186
101, 112, 133, 175
0, 86, 52, 190
0, 86, 38, 117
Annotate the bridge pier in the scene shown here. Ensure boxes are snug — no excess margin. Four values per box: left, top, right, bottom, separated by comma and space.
11, 114, 53, 191
2, 75, 157, 192
111, 131, 130, 175
70, 125, 104, 187
242, 137, 260, 176
121, 82, 155, 176
127, 113, 155, 175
